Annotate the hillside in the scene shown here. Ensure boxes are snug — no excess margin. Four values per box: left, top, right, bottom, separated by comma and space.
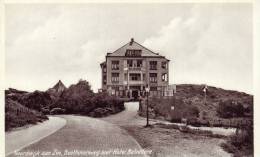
175, 84, 253, 120
173, 84, 253, 157
139, 84, 253, 126
5, 98, 48, 131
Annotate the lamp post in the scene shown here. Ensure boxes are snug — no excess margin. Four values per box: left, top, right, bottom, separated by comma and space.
124, 67, 129, 98
145, 84, 150, 127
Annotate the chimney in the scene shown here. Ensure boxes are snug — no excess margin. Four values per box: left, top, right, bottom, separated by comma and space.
130, 38, 134, 45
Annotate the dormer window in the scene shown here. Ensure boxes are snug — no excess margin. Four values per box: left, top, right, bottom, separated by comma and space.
125, 49, 142, 57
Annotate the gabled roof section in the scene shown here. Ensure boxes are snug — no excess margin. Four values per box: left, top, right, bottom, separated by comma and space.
107, 38, 165, 58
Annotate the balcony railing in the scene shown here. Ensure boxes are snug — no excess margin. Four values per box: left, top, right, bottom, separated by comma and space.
124, 67, 145, 71
124, 80, 144, 85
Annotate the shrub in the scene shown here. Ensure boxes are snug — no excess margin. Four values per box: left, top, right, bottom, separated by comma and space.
187, 118, 201, 127
170, 98, 199, 121
217, 100, 246, 118
41, 108, 50, 115
50, 108, 66, 115
89, 107, 113, 117
51, 89, 125, 116
221, 124, 253, 156
142, 97, 200, 123
5, 99, 48, 131
18, 91, 52, 111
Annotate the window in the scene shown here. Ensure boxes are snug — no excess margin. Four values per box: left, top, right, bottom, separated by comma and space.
111, 86, 120, 96
111, 73, 119, 83
161, 62, 167, 69
137, 60, 143, 67
149, 73, 157, 83
130, 73, 141, 81
125, 49, 142, 57
149, 61, 157, 70
112, 86, 119, 91
150, 87, 157, 91
127, 60, 133, 67
111, 61, 119, 70
162, 73, 168, 82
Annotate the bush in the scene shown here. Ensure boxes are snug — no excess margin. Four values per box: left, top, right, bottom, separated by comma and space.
187, 118, 201, 127
51, 90, 125, 117
221, 124, 253, 156
18, 91, 52, 111
5, 99, 48, 131
41, 107, 50, 115
217, 100, 246, 118
89, 107, 113, 117
50, 108, 66, 115
89, 92, 125, 115
144, 97, 199, 123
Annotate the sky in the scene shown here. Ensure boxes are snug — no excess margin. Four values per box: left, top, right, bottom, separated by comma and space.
5, 3, 252, 94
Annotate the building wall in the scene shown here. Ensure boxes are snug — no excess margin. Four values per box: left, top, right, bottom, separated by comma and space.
102, 56, 170, 97
100, 63, 107, 90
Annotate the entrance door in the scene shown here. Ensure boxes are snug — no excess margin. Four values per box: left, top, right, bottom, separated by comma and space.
132, 90, 139, 100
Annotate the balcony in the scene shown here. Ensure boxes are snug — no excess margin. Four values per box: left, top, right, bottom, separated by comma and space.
129, 67, 142, 71
124, 80, 144, 85
124, 67, 145, 71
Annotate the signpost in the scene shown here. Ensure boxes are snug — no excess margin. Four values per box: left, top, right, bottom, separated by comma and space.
203, 85, 208, 105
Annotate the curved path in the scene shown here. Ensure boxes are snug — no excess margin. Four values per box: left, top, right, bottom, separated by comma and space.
6, 117, 66, 156
102, 102, 142, 125
104, 102, 232, 157
6, 102, 230, 157
7, 113, 146, 157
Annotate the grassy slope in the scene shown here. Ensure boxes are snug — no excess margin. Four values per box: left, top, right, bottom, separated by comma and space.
175, 84, 253, 120
5, 98, 48, 131
140, 84, 253, 126
141, 84, 253, 156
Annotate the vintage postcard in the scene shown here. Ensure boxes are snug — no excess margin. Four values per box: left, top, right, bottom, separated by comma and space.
1, 0, 258, 157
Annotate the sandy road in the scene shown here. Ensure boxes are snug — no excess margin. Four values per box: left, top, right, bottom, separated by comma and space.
102, 102, 143, 126
7, 113, 147, 157
6, 102, 231, 157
